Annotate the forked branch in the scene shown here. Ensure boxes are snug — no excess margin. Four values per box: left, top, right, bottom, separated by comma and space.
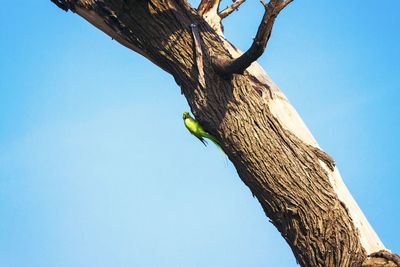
213, 0, 293, 76
219, 0, 246, 19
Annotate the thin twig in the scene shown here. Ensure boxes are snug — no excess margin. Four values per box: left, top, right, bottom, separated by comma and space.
219, 0, 246, 19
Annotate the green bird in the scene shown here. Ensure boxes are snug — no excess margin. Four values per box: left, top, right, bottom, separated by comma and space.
182, 111, 224, 152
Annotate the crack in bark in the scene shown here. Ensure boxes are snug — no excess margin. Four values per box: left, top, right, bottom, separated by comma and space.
190, 23, 206, 88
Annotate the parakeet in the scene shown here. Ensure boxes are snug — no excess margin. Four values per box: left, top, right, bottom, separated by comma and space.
182, 111, 224, 152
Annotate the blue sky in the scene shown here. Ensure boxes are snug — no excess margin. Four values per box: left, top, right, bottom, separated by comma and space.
0, 1, 399, 266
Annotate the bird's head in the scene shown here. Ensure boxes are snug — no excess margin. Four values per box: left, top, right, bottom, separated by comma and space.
182, 111, 190, 120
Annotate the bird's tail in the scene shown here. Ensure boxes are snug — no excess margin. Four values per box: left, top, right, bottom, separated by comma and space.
204, 132, 225, 154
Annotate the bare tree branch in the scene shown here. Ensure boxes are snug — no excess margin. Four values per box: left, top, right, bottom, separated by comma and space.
213, 0, 293, 75
197, 0, 221, 16
219, 0, 246, 19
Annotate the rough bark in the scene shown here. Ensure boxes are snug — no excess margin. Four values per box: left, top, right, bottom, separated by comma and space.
51, 0, 398, 266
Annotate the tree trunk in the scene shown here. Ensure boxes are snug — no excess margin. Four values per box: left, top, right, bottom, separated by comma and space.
51, 0, 398, 266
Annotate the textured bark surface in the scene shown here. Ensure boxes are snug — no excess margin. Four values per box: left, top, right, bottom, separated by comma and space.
51, 0, 398, 266
363, 251, 400, 267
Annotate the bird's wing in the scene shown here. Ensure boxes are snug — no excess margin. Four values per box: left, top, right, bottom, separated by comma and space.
194, 134, 208, 146
184, 117, 211, 147
204, 132, 224, 153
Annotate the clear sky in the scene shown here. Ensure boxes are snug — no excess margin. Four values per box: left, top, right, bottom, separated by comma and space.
0, 1, 399, 266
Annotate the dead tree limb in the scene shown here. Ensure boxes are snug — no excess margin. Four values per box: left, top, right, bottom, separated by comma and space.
219, 0, 246, 19
213, 0, 293, 75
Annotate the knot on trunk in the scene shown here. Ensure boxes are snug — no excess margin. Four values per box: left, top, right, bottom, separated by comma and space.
362, 250, 400, 267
